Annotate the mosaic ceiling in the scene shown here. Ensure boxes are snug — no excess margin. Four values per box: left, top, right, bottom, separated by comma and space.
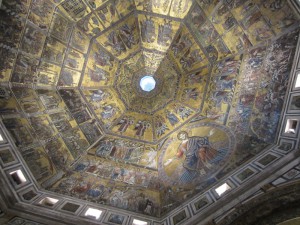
0, 0, 300, 219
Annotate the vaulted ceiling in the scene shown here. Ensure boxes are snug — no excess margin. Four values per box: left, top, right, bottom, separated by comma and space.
0, 0, 299, 219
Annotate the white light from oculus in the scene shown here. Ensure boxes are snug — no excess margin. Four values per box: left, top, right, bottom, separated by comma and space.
140, 76, 156, 92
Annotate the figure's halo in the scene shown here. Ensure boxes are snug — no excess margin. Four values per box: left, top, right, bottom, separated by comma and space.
177, 131, 189, 140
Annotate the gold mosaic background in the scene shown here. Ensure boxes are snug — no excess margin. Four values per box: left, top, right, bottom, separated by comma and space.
0, 0, 299, 218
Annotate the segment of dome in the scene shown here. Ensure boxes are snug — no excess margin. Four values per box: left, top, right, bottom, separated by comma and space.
95, 14, 140, 60
134, 0, 193, 19
138, 14, 181, 53
0, 0, 299, 222
115, 55, 180, 116
82, 40, 118, 87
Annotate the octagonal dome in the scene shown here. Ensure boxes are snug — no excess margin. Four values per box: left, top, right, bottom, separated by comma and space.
0, 0, 299, 220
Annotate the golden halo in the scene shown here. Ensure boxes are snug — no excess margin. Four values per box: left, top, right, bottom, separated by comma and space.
177, 131, 188, 140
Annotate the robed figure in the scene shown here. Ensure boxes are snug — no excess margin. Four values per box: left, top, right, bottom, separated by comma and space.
175, 131, 218, 183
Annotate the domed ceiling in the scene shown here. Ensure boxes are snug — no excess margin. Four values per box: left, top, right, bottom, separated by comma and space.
0, 0, 299, 219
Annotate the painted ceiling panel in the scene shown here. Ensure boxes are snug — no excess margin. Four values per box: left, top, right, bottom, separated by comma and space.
12, 87, 46, 114
89, 136, 158, 169
222, 26, 252, 55
169, 25, 210, 72
94, 2, 121, 29
142, 50, 165, 71
202, 55, 242, 125
64, 49, 86, 72
69, 27, 91, 53
0, 47, 17, 82
170, 0, 193, 18
79, 119, 103, 144
49, 111, 78, 134
81, 87, 126, 129
118, 51, 145, 75
134, 0, 193, 19
10, 53, 40, 84
21, 145, 56, 183
44, 137, 76, 170
58, 67, 82, 87
84, 0, 109, 10
42, 37, 67, 66
0, 0, 299, 219
37, 62, 61, 86
49, 154, 161, 215
2, 117, 36, 148
135, 0, 172, 16
20, 23, 46, 58
153, 102, 196, 140
59, 0, 92, 21
49, 12, 74, 43
263, 2, 299, 34
176, 66, 210, 110
61, 127, 90, 158
1, 0, 31, 19
77, 12, 105, 38
110, 112, 154, 141
0, 87, 20, 114
82, 40, 118, 87
92, 0, 135, 29
28, 0, 56, 31
96, 15, 140, 60
138, 14, 181, 52
113, 0, 136, 19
